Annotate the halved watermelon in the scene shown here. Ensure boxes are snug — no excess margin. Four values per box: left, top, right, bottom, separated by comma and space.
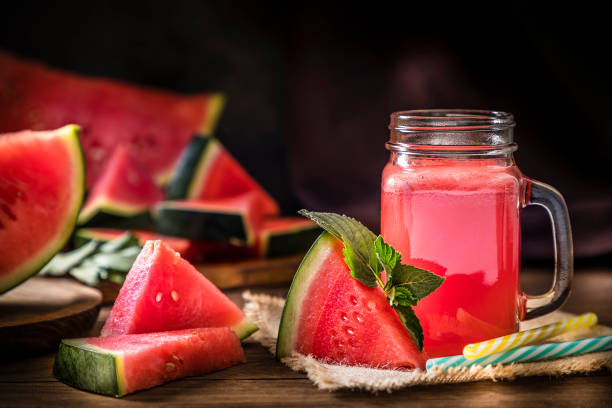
101, 240, 257, 340
255, 217, 321, 258
0, 51, 224, 188
0, 125, 84, 293
78, 146, 163, 228
166, 135, 279, 215
155, 192, 266, 246
54, 327, 245, 397
276, 232, 427, 370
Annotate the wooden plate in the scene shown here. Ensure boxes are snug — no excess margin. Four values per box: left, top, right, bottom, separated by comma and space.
0, 277, 102, 360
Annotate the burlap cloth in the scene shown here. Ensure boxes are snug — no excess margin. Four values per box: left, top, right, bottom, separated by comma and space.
242, 291, 612, 392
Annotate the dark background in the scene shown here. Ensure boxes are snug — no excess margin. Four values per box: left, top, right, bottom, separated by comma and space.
1, 2, 611, 264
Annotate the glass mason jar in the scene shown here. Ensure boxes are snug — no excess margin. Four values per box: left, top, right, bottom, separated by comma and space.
380, 110, 573, 358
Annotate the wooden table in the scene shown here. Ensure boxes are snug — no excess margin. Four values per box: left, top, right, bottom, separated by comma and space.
1, 268, 611, 407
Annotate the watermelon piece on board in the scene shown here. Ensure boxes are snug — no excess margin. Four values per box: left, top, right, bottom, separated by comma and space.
276, 232, 427, 370
53, 327, 245, 397
0, 51, 224, 188
77, 146, 163, 228
155, 192, 266, 246
101, 240, 257, 340
73, 228, 252, 263
255, 217, 322, 258
166, 135, 279, 215
0, 125, 85, 293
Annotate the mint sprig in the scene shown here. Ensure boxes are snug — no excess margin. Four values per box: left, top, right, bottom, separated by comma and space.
298, 210, 445, 351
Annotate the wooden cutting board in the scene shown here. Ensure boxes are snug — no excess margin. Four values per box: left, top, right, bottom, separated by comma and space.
0, 277, 102, 360
96, 254, 302, 303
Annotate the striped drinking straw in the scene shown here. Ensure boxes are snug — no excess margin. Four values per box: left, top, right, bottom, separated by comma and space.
463, 313, 598, 360
427, 335, 612, 371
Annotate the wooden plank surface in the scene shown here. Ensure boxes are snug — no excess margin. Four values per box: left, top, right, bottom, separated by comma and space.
1, 268, 611, 407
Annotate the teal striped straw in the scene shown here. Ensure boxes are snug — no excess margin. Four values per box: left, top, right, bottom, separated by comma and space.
426, 335, 612, 371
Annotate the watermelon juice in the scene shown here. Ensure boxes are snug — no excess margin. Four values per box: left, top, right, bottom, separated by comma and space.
381, 157, 523, 357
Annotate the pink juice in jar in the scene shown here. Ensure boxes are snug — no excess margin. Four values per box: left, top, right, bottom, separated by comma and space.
381, 157, 523, 357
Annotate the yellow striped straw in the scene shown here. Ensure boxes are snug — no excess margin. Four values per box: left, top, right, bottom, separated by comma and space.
463, 313, 598, 360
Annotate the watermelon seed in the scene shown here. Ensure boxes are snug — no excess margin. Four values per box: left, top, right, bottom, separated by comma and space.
172, 354, 183, 364
156, 292, 163, 302
353, 312, 364, 323
173, 252, 180, 265
344, 327, 355, 336
171, 290, 180, 302
367, 301, 376, 310
165, 362, 176, 372
350, 296, 358, 305
340, 313, 348, 322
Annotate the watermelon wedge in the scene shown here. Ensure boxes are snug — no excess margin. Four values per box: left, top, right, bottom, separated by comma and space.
155, 193, 266, 246
166, 135, 279, 215
0, 51, 224, 188
101, 240, 257, 340
78, 146, 163, 228
74, 228, 250, 263
0, 125, 85, 293
276, 232, 427, 370
54, 327, 245, 397
255, 217, 321, 258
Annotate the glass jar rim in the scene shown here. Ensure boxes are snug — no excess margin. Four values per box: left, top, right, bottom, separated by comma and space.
387, 109, 516, 154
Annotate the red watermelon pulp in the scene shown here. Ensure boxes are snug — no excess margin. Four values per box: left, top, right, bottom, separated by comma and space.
0, 125, 84, 293
53, 327, 245, 397
0, 51, 224, 187
101, 240, 257, 340
276, 232, 427, 370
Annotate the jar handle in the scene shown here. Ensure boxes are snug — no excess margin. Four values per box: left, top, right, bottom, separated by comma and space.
522, 178, 574, 319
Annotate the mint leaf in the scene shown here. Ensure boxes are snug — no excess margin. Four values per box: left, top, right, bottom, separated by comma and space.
394, 304, 424, 351
299, 210, 380, 287
374, 235, 400, 280
391, 264, 445, 300
391, 286, 418, 307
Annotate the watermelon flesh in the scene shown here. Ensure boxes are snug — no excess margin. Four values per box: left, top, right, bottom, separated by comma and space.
277, 232, 427, 370
78, 145, 163, 227
53, 327, 245, 397
0, 51, 224, 188
167, 136, 279, 215
0, 125, 84, 293
101, 240, 257, 340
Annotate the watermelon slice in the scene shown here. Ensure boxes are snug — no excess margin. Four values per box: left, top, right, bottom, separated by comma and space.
276, 232, 427, 370
155, 193, 266, 246
0, 51, 224, 188
74, 228, 251, 263
101, 240, 257, 340
255, 217, 321, 258
166, 135, 279, 215
78, 146, 163, 228
53, 327, 245, 397
0, 125, 85, 293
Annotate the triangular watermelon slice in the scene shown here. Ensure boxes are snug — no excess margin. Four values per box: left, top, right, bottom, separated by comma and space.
101, 240, 257, 340
0, 125, 85, 293
277, 232, 427, 370
166, 136, 279, 215
0, 51, 224, 188
54, 327, 245, 397
78, 146, 163, 228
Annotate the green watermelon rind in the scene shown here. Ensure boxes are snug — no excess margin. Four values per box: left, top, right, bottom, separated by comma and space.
0, 125, 85, 294
155, 202, 255, 246
165, 136, 217, 200
259, 222, 322, 258
53, 339, 125, 397
276, 232, 336, 358
233, 317, 259, 341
